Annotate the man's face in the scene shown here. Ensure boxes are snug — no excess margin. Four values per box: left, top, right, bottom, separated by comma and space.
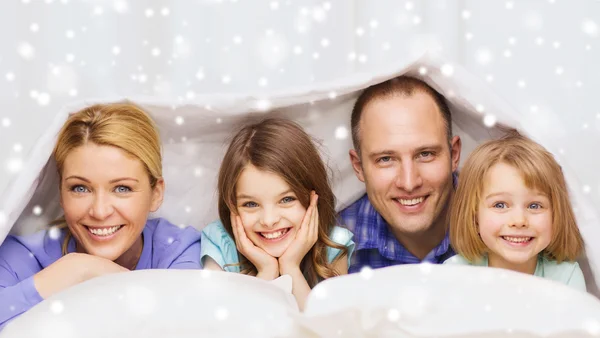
350, 92, 461, 237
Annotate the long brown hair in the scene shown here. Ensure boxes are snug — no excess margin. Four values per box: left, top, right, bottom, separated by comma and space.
218, 118, 348, 287
52, 102, 163, 255
450, 130, 584, 263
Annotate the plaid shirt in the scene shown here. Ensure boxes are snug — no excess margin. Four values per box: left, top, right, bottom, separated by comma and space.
339, 173, 457, 273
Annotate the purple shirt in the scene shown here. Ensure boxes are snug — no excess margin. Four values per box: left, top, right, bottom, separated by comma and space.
0, 218, 201, 329
339, 194, 455, 273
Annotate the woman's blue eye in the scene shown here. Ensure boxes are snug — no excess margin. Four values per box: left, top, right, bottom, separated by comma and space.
115, 185, 132, 193
529, 203, 542, 209
281, 196, 296, 204
493, 202, 507, 209
72, 185, 88, 193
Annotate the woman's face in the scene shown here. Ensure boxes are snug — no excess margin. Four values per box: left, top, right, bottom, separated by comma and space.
235, 164, 307, 258
60, 143, 164, 262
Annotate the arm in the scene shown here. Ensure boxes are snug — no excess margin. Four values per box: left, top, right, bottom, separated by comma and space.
0, 267, 43, 330
202, 256, 224, 271
167, 231, 202, 270
280, 266, 311, 311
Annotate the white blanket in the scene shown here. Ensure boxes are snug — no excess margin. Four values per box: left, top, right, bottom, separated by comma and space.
1, 54, 598, 296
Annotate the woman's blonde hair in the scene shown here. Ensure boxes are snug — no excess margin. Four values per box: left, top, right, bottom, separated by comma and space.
53, 102, 163, 254
217, 118, 348, 288
449, 130, 583, 263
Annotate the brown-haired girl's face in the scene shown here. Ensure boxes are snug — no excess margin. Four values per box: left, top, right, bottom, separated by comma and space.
59, 143, 163, 262
235, 164, 306, 258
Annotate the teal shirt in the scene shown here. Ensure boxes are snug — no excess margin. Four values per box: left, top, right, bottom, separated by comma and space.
444, 254, 586, 292
200, 220, 355, 272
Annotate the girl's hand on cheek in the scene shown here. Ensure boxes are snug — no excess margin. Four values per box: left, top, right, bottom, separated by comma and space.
278, 192, 319, 275
230, 212, 279, 280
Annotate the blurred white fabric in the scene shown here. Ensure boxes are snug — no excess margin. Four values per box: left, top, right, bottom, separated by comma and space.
3, 266, 600, 338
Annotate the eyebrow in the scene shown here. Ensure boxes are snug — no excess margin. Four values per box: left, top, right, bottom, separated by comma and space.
485, 192, 548, 200
64, 176, 139, 184
237, 189, 294, 200
368, 144, 444, 158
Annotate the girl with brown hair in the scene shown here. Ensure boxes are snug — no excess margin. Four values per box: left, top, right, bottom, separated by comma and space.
201, 118, 355, 310
445, 130, 586, 291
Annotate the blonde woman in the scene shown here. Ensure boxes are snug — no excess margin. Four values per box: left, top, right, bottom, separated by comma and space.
445, 131, 585, 291
0, 103, 201, 329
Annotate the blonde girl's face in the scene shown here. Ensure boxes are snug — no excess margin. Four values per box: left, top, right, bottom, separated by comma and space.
477, 162, 553, 272
235, 164, 307, 258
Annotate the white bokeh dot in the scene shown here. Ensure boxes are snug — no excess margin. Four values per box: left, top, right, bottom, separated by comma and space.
222, 75, 231, 84
418, 66, 428, 75
441, 64, 454, 77
161, 7, 170, 16
151, 48, 161, 56
475, 48, 493, 65
7, 158, 23, 173
419, 262, 433, 274
484, 114, 497, 127
582, 19, 598, 37
255, 99, 271, 111
18, 42, 35, 60
583, 185, 591, 194
215, 307, 229, 321
5, 72, 15, 82
33, 205, 43, 216
355, 26, 365, 37
65, 30, 75, 39
50, 301, 64, 314
328, 91, 337, 99
30, 23, 39, 32
360, 266, 373, 280
175, 116, 184, 125
258, 77, 268, 87
145, 8, 154, 17
335, 126, 348, 140
555, 66, 564, 75
113, 0, 128, 13
13, 143, 22, 152
48, 226, 61, 240
37, 92, 51, 106
2, 118, 11, 127
112, 46, 121, 55
387, 308, 400, 322
505, 1, 514, 9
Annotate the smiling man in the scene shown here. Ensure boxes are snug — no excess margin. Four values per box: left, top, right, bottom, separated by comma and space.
340, 76, 461, 273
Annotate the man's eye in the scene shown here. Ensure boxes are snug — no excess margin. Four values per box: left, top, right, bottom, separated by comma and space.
377, 156, 391, 163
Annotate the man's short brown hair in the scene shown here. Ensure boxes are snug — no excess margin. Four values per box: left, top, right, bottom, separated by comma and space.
351, 76, 452, 155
